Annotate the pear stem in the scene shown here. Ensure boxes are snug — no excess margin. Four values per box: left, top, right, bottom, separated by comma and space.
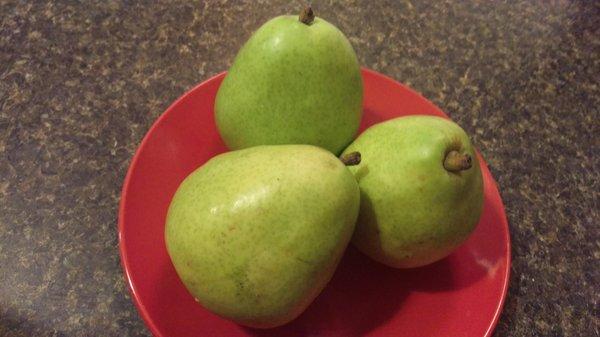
340, 152, 361, 166
444, 151, 472, 172
299, 5, 315, 25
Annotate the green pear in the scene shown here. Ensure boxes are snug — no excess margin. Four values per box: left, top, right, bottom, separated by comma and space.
342, 116, 484, 268
165, 145, 360, 328
215, 6, 363, 154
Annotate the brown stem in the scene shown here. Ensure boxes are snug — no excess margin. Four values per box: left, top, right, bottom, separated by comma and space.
340, 152, 361, 166
299, 5, 315, 25
444, 150, 472, 172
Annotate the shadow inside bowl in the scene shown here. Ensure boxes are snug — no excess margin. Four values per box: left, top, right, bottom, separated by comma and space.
244, 245, 408, 337
242, 195, 496, 337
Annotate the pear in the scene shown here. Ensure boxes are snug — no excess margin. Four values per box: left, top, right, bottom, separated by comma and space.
165, 145, 361, 328
341, 116, 484, 268
215, 6, 363, 154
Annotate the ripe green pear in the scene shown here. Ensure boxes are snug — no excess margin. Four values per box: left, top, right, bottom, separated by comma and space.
342, 115, 484, 268
165, 145, 360, 328
215, 7, 363, 154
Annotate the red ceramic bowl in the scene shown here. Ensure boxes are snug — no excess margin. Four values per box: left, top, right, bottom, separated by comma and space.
119, 69, 510, 337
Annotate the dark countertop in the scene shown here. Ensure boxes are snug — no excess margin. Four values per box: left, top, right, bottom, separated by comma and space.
1, 1, 598, 336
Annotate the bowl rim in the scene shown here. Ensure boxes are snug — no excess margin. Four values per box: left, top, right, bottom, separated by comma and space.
118, 68, 511, 337
118, 71, 228, 336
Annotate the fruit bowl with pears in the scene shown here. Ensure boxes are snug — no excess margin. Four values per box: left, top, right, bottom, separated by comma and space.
119, 6, 510, 337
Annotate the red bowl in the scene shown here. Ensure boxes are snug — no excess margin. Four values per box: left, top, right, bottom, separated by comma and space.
119, 69, 510, 337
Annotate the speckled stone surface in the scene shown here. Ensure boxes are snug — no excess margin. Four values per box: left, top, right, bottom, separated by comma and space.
0, 1, 598, 336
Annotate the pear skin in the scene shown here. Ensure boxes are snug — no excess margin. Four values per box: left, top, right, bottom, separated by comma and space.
215, 7, 363, 154
342, 116, 484, 268
165, 145, 360, 327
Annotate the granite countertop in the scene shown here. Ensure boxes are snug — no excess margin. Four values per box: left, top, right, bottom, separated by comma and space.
1, 1, 598, 336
